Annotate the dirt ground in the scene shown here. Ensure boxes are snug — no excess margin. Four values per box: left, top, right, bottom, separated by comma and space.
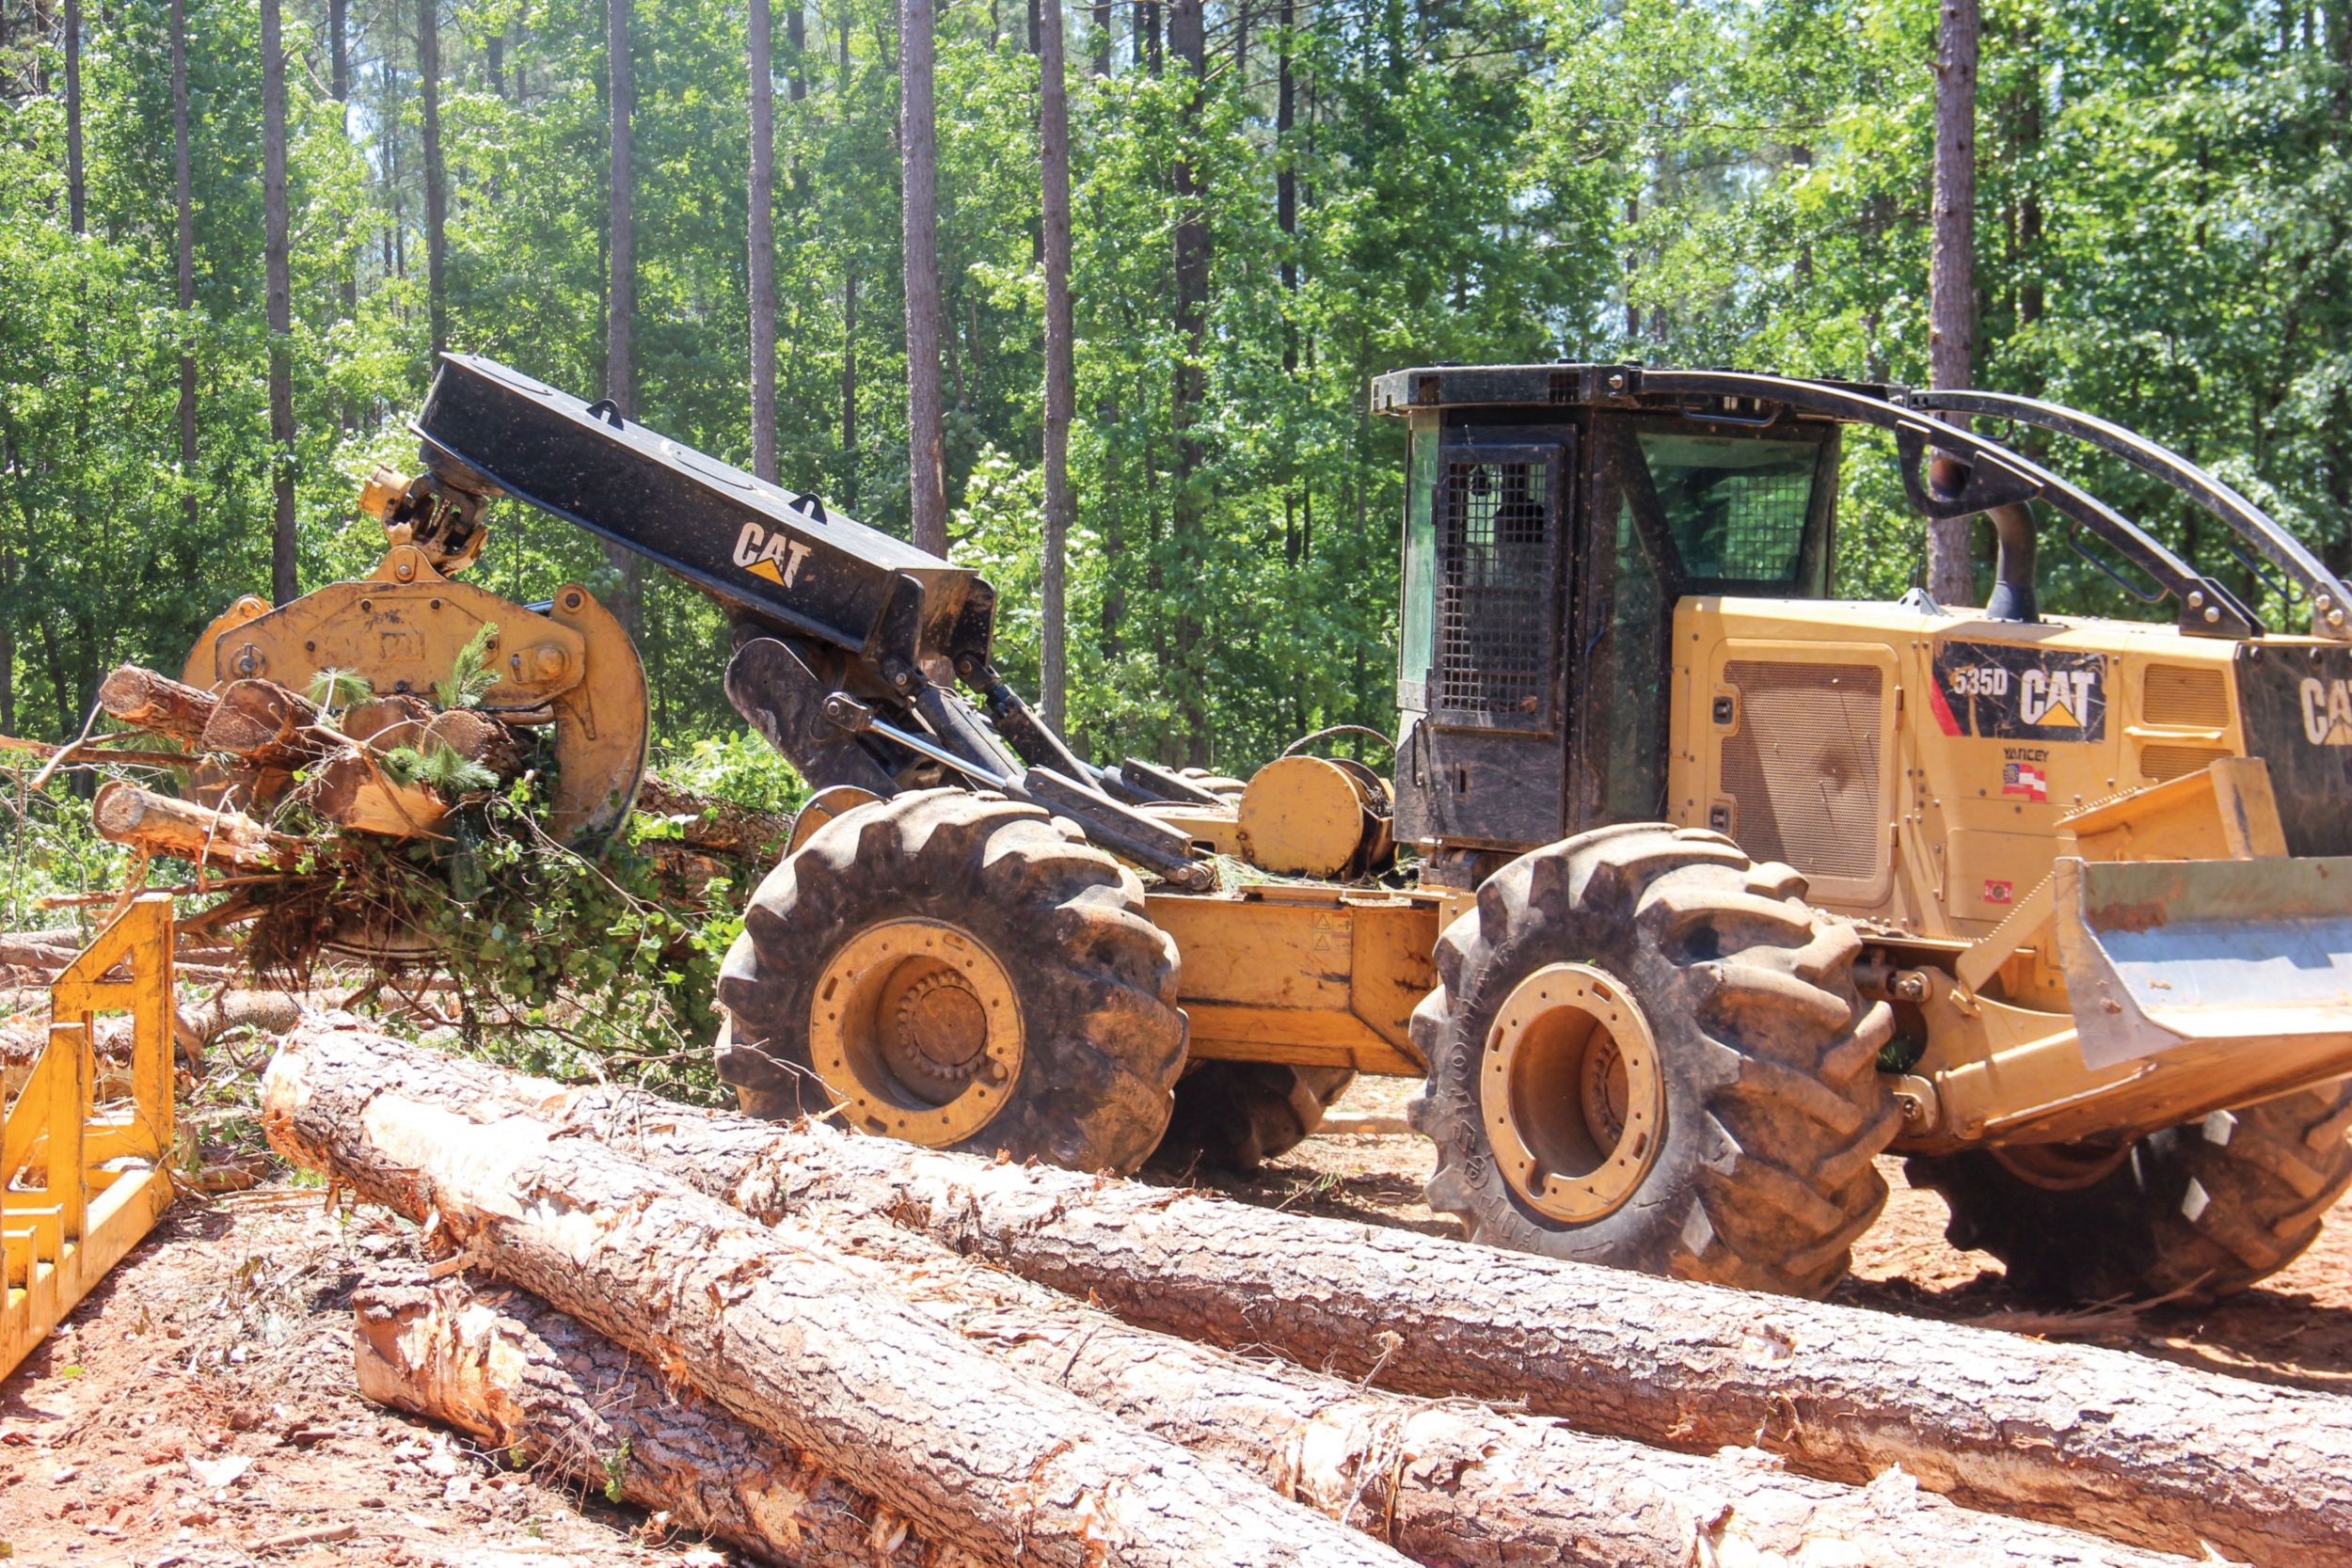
11, 1072, 2352, 1566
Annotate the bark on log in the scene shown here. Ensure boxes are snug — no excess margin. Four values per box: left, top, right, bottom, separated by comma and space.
200, 678, 324, 767
635, 773, 793, 861
92, 781, 303, 872
261, 1029, 1413, 1568
354, 1272, 958, 1567
273, 1022, 2207, 1568
97, 664, 219, 743
265, 1026, 2352, 1566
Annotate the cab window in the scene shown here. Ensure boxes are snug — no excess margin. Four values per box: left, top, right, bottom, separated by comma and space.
1634, 427, 1833, 594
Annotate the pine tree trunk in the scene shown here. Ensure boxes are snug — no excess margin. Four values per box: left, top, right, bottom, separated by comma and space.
310, 1032, 2203, 1568
902, 0, 947, 556
263, 0, 296, 606
173, 0, 198, 533
354, 1274, 944, 1567
749, 0, 779, 482
291, 1035, 2352, 1568
62, 0, 81, 234
1278, 0, 1299, 564
1092, 0, 1112, 75
261, 1039, 1416, 1568
1039, 0, 1074, 731
329, 0, 356, 427
0, 547, 12, 736
1168, 0, 1207, 764
603, 0, 642, 635
787, 0, 806, 99
840, 264, 859, 503
199, 677, 324, 767
1927, 0, 1980, 606
420, 0, 448, 357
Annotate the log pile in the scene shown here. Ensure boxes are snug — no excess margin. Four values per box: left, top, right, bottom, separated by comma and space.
262, 1016, 2334, 1568
59, 662, 798, 983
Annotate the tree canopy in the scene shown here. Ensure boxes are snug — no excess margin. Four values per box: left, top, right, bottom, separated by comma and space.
1, 0, 2345, 773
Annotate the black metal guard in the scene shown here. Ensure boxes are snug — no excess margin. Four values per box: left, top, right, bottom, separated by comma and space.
1629, 370, 2260, 639
1909, 388, 2352, 640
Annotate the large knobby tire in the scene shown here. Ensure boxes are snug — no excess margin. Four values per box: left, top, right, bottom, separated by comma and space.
1152, 1062, 1358, 1172
1907, 1079, 2352, 1304
1406, 823, 1900, 1297
714, 789, 1186, 1175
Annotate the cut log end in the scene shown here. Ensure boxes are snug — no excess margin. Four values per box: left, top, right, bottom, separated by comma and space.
98, 665, 221, 744
200, 678, 324, 768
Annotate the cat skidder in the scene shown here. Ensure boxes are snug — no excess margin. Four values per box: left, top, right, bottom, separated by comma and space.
190, 355, 2352, 1302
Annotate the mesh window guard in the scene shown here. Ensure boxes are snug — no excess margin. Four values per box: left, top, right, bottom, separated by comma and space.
1434, 448, 1558, 730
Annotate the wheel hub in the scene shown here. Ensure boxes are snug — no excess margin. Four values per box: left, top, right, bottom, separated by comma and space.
810, 918, 1023, 1144
889, 970, 992, 1091
1481, 962, 1664, 1224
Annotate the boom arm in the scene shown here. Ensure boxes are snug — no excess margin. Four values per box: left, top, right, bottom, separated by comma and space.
411, 354, 1212, 888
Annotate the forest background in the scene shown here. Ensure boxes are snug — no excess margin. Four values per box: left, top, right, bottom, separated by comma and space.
3, 0, 2348, 779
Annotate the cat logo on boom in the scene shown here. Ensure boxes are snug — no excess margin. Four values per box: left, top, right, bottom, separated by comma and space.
733, 521, 815, 589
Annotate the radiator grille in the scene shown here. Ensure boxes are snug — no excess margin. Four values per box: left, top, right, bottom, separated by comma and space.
2139, 743, 2231, 783
1719, 661, 1883, 882
2142, 664, 2231, 730
1435, 453, 1555, 729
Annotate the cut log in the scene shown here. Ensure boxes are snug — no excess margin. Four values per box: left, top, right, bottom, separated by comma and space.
92, 781, 303, 872
261, 1027, 1413, 1568
418, 706, 522, 777
354, 1272, 951, 1567
262, 1024, 2352, 1566
97, 664, 219, 744
268, 1022, 2215, 1568
200, 678, 324, 767
635, 773, 793, 861
341, 694, 433, 748
751, 1130, 2352, 1566
295, 746, 451, 837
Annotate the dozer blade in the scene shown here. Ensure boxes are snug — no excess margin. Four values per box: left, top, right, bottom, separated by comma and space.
2057, 855, 2352, 1073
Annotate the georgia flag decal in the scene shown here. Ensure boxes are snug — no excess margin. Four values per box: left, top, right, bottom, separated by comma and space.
2002, 760, 2048, 802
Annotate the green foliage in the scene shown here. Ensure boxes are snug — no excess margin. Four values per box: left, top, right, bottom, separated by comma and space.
0, 777, 136, 933
305, 667, 374, 714
432, 623, 502, 712
253, 770, 742, 1103
1, 0, 2343, 778
651, 730, 808, 816
380, 740, 501, 795
600, 1437, 632, 1503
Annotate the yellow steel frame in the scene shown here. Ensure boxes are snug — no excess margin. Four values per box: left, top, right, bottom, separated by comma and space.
1148, 883, 1438, 1076
2, 895, 177, 1382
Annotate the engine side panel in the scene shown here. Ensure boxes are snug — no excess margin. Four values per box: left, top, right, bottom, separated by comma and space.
1667, 598, 2304, 940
